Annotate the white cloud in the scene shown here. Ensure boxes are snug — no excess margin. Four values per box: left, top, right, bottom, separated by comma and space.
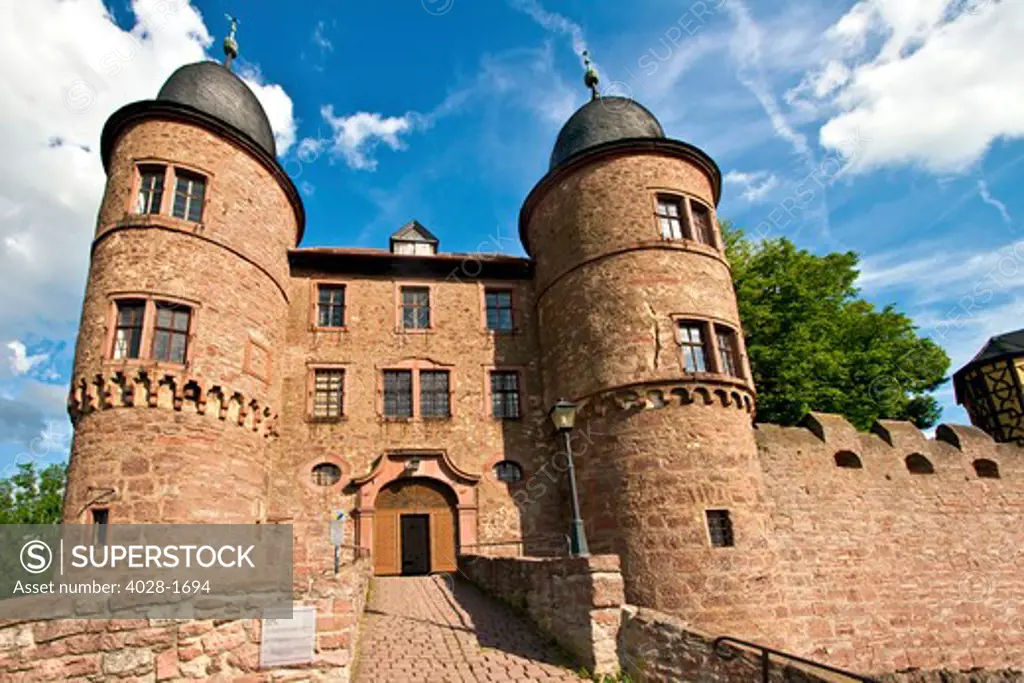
4, 342, 48, 377
318, 108, 415, 171
508, 0, 588, 60
978, 180, 1012, 226
724, 170, 780, 202
236, 63, 297, 154
0, 0, 296, 356
312, 21, 333, 54
809, 0, 1024, 173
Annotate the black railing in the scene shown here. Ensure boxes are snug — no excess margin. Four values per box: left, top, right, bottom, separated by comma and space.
712, 636, 881, 683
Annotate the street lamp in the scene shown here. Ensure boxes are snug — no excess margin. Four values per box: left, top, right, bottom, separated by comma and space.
549, 399, 589, 557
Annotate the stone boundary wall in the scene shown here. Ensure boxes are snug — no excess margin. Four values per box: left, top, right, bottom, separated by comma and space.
754, 413, 1024, 672
457, 553, 624, 675
0, 558, 372, 682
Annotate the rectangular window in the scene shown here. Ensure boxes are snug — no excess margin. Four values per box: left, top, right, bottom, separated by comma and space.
485, 290, 515, 331
490, 371, 521, 419
172, 171, 206, 222
656, 196, 686, 240
135, 165, 165, 214
678, 322, 708, 373
716, 326, 740, 378
313, 369, 345, 419
706, 509, 734, 548
92, 508, 109, 546
401, 287, 430, 329
112, 300, 145, 360
152, 302, 191, 363
420, 370, 451, 419
691, 202, 714, 246
383, 370, 413, 418
317, 285, 346, 328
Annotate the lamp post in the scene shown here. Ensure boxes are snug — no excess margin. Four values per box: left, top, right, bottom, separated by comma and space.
549, 399, 589, 557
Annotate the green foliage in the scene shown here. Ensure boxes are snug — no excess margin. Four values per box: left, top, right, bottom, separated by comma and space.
723, 222, 950, 430
0, 463, 66, 525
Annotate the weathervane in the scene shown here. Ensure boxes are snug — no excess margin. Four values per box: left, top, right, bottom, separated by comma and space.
223, 14, 240, 70
582, 50, 600, 100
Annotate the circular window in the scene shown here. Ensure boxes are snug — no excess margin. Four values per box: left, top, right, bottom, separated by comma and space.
311, 463, 342, 487
493, 461, 523, 484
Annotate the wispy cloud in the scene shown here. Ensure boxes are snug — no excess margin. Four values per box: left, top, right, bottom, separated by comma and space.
312, 20, 333, 54
724, 170, 779, 203
978, 180, 1012, 226
507, 0, 588, 62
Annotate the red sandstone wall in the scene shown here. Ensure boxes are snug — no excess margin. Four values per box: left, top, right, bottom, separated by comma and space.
65, 119, 298, 525
756, 413, 1024, 674
271, 271, 566, 574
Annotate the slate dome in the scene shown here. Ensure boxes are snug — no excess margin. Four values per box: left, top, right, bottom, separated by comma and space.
550, 97, 665, 170
157, 61, 276, 157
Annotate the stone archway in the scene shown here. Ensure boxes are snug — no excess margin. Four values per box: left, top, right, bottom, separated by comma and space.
351, 451, 480, 576
374, 478, 457, 575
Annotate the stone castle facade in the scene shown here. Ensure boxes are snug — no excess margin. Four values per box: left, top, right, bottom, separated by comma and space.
60, 59, 1024, 675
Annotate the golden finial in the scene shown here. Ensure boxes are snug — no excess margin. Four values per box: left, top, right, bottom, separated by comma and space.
583, 50, 600, 100
223, 14, 240, 70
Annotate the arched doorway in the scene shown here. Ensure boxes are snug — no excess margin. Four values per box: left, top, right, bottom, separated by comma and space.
373, 478, 458, 576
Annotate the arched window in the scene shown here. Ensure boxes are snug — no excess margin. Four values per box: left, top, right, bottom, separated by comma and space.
493, 461, 524, 484
311, 463, 342, 487
973, 459, 1000, 479
905, 454, 935, 475
834, 451, 863, 469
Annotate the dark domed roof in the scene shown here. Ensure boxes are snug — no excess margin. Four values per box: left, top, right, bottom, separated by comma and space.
157, 61, 276, 157
550, 97, 665, 170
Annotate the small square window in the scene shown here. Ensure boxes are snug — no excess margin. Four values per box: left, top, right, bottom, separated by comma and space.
706, 510, 734, 548
383, 370, 413, 418
678, 321, 708, 373
172, 171, 206, 222
313, 369, 345, 419
485, 290, 515, 331
656, 196, 686, 240
152, 302, 191, 364
317, 285, 346, 328
420, 370, 451, 419
112, 300, 145, 360
490, 372, 521, 419
401, 287, 430, 329
135, 165, 165, 215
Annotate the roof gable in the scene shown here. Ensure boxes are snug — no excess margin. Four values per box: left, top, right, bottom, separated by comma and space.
390, 220, 439, 244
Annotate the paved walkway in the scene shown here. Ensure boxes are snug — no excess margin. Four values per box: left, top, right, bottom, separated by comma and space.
353, 575, 583, 682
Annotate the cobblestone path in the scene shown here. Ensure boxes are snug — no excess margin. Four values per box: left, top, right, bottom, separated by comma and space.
353, 575, 583, 682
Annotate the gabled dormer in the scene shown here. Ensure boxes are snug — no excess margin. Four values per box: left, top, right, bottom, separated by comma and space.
390, 220, 439, 256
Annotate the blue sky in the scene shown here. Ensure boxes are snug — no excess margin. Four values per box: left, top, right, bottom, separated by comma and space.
1, 0, 1022, 475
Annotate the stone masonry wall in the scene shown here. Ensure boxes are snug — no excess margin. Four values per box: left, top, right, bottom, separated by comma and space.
0, 558, 372, 682
755, 413, 1024, 675
457, 553, 624, 675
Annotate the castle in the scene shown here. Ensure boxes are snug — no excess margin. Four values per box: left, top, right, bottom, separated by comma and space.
57, 53, 1024, 677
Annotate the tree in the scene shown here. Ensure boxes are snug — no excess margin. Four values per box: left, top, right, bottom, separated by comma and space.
0, 463, 66, 524
723, 223, 949, 430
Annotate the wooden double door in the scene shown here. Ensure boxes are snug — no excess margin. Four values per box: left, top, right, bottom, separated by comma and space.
373, 478, 458, 576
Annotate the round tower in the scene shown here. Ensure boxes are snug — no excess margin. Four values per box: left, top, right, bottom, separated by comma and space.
63, 59, 303, 524
521, 94, 779, 633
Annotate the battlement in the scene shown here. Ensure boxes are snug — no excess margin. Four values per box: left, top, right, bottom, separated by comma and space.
67, 369, 278, 438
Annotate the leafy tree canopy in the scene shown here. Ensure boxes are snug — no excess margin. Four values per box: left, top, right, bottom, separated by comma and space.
0, 462, 66, 524
723, 223, 949, 430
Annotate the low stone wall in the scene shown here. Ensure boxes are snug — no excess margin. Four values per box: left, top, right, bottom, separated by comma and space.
620, 607, 834, 683
458, 553, 624, 675
0, 557, 372, 682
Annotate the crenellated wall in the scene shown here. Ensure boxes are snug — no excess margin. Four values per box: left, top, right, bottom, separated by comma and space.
752, 412, 1024, 674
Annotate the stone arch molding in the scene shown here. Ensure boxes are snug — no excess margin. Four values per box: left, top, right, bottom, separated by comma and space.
351, 451, 481, 554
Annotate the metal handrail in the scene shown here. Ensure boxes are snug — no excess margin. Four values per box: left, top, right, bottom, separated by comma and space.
712, 636, 881, 683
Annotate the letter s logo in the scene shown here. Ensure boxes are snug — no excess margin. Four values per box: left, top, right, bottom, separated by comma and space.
21, 540, 53, 574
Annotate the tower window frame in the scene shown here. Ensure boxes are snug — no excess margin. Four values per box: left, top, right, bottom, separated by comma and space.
112, 299, 146, 360
135, 164, 166, 215
653, 192, 719, 249
655, 194, 686, 241
151, 302, 192, 364
171, 170, 207, 222
105, 294, 198, 367
677, 320, 709, 373
690, 200, 716, 247
714, 325, 742, 378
